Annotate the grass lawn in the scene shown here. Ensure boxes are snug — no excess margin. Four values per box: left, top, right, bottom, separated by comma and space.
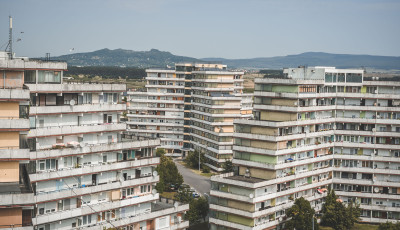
160, 191, 176, 200
320, 223, 378, 230
176, 160, 217, 178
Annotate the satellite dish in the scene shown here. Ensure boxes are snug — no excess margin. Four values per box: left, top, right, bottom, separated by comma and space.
279, 217, 283, 222
249, 193, 254, 199
152, 189, 157, 195
174, 202, 179, 209
374, 187, 379, 193
70, 99, 75, 106
153, 171, 158, 177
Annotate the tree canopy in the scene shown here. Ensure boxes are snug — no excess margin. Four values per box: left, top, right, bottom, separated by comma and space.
286, 197, 318, 230
321, 189, 360, 230
155, 155, 183, 193
378, 222, 400, 230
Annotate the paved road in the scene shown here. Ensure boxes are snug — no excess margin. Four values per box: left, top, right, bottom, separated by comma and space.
174, 160, 211, 195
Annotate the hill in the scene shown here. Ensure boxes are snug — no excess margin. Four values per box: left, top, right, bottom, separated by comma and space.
53, 48, 199, 68
203, 52, 400, 70
51, 49, 400, 70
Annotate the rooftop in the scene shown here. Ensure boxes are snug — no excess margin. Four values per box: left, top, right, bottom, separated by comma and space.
225, 175, 265, 184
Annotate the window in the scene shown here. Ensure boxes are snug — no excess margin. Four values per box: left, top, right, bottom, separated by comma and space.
82, 215, 91, 225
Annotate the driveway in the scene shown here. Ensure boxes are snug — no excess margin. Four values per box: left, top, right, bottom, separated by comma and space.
174, 160, 211, 195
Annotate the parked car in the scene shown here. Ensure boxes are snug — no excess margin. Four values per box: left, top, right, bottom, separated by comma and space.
192, 192, 200, 198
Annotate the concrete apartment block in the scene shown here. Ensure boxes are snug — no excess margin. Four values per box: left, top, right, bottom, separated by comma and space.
0, 51, 189, 230
209, 66, 400, 229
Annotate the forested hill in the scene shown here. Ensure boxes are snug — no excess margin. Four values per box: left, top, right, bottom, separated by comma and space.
53, 48, 199, 68
51, 49, 400, 70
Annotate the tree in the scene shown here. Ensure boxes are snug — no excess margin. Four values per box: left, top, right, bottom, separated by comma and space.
184, 151, 205, 170
195, 197, 209, 222
156, 148, 166, 157
155, 155, 183, 193
378, 222, 400, 230
222, 160, 233, 173
202, 166, 210, 173
183, 196, 209, 225
321, 189, 359, 230
286, 197, 318, 230
174, 188, 193, 203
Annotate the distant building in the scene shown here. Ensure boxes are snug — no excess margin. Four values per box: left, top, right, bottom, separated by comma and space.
0, 51, 189, 230
209, 66, 400, 229
127, 63, 253, 171
126, 69, 185, 156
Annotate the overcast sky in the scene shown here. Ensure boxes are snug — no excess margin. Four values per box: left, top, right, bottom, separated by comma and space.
1, 0, 399, 59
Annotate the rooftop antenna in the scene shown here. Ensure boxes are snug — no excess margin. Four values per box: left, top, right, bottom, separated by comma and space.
5, 16, 13, 59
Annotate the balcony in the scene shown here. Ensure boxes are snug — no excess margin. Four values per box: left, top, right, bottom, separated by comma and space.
232, 154, 333, 171
0, 88, 30, 100
0, 193, 35, 206
211, 167, 332, 190
28, 123, 126, 138
83, 202, 189, 230
35, 175, 159, 203
30, 103, 126, 115
0, 118, 29, 131
336, 191, 400, 200
30, 139, 160, 159
0, 148, 30, 160
33, 193, 159, 225
209, 217, 279, 230
25, 83, 126, 93
0, 226, 33, 230
30, 157, 160, 183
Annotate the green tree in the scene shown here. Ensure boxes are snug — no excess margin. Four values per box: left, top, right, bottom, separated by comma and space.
195, 197, 209, 222
286, 197, 318, 230
184, 151, 205, 170
155, 155, 183, 193
184, 196, 209, 225
321, 189, 359, 230
222, 160, 233, 173
174, 188, 193, 203
202, 166, 210, 173
156, 148, 166, 157
378, 222, 400, 230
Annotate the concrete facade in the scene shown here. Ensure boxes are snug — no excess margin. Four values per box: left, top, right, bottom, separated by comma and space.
210, 66, 400, 229
0, 51, 189, 230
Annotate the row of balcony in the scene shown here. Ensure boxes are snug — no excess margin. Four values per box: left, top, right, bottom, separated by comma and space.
30, 103, 126, 115
25, 83, 126, 93
28, 123, 126, 138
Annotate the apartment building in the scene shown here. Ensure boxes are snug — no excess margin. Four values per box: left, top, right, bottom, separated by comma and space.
190, 66, 252, 171
209, 66, 400, 230
127, 69, 185, 156
0, 51, 189, 230
0, 51, 32, 228
127, 63, 252, 164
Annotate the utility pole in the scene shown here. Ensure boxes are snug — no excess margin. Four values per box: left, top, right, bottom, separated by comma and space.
198, 151, 200, 171
312, 214, 314, 230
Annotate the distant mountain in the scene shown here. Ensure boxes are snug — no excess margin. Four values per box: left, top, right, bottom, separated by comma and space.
52, 48, 199, 68
52, 49, 400, 70
202, 52, 400, 70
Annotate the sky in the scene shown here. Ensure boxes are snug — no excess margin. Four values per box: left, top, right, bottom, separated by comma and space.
1, 0, 399, 59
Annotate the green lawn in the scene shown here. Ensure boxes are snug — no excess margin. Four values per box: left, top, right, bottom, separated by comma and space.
160, 191, 176, 200
176, 161, 217, 178
320, 223, 378, 230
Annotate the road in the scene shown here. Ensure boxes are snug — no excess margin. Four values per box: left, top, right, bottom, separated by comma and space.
174, 160, 211, 195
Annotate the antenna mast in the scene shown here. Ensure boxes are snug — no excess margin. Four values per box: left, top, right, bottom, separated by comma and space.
5, 16, 13, 59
